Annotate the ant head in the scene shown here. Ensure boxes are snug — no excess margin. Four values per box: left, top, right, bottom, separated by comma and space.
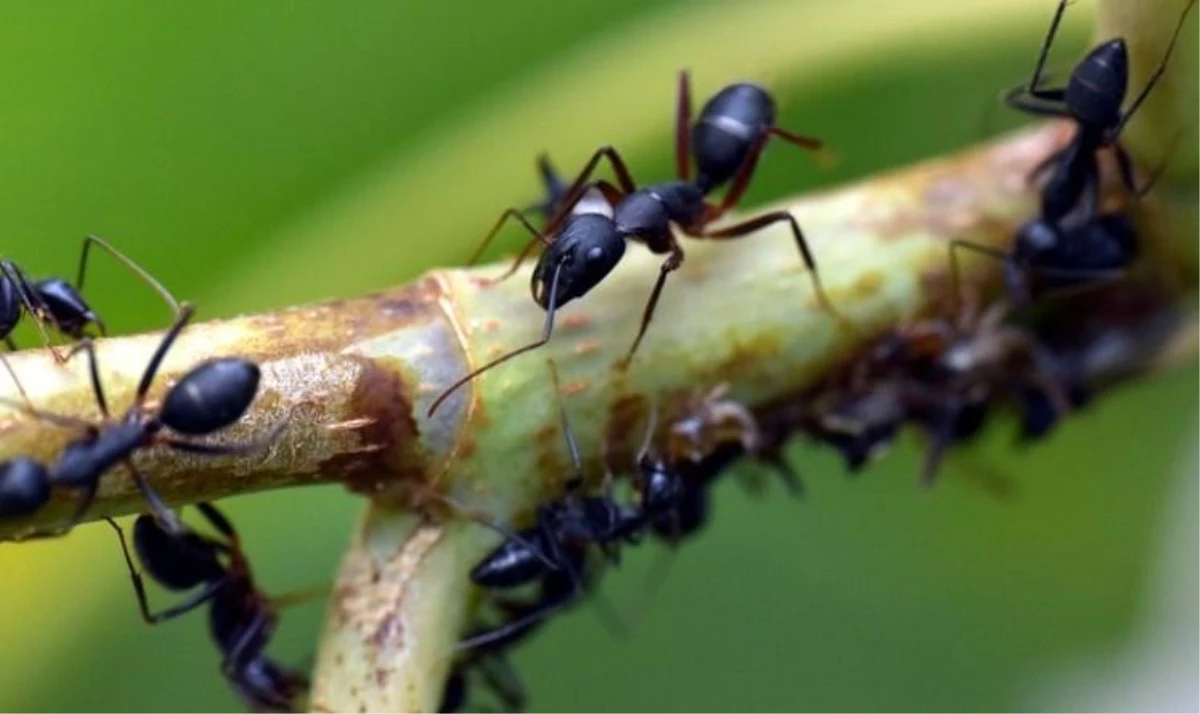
1067, 39, 1128, 131
531, 214, 625, 309
0, 457, 51, 518
160, 358, 261, 436
132, 513, 227, 589
31, 278, 99, 337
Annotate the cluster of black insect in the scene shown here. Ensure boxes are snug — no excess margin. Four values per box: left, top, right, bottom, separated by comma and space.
440, 0, 1195, 709
0, 237, 304, 711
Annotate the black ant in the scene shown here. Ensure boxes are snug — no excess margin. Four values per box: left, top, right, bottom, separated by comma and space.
952, 0, 1195, 303
0, 303, 285, 533
106, 503, 309, 712
458, 361, 642, 650
428, 71, 831, 416
0, 235, 180, 360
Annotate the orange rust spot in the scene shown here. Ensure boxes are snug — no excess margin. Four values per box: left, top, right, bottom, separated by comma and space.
534, 422, 569, 494
560, 313, 591, 331
693, 331, 785, 388
573, 339, 601, 356
561, 378, 589, 397
851, 270, 885, 300
604, 391, 649, 462
329, 355, 427, 500
481, 319, 501, 333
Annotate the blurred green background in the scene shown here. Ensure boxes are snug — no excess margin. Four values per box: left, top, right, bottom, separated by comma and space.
0, 0, 1195, 711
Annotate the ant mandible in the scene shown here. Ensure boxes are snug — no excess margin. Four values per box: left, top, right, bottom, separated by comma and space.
0, 303, 285, 533
106, 503, 310, 712
951, 0, 1195, 303
1, 234, 180, 361
427, 71, 831, 417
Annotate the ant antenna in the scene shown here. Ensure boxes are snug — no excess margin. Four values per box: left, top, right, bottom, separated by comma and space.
1112, 0, 1197, 138
427, 258, 566, 418
545, 359, 583, 481
76, 235, 182, 319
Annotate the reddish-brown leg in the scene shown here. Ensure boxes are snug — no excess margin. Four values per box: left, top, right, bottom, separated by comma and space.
710, 126, 824, 220
550, 145, 640, 228
469, 208, 554, 284
620, 240, 685, 369
700, 211, 835, 315
675, 70, 693, 181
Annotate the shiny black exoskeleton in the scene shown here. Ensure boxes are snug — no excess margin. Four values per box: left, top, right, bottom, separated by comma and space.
0, 457, 53, 518
0, 303, 282, 532
0, 235, 179, 358
107, 503, 308, 712
1008, 0, 1194, 216
952, 0, 1196, 303
428, 72, 830, 416
460, 362, 641, 649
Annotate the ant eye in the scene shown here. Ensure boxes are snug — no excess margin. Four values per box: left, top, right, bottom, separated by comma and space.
585, 246, 605, 263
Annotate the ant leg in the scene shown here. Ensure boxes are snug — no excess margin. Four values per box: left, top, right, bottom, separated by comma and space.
701, 211, 839, 319
104, 517, 229, 623
77, 235, 181, 318
0, 354, 92, 429
948, 239, 1010, 319
550, 145, 640, 232
619, 243, 684, 369
458, 576, 578, 651
126, 462, 184, 535
1003, 85, 1069, 119
1112, 0, 1197, 139
221, 610, 272, 674
675, 70, 693, 181
66, 338, 110, 418
427, 260, 567, 418
1020, 0, 1072, 98
708, 133, 768, 220
133, 303, 196, 407
466, 208, 550, 272
706, 126, 824, 222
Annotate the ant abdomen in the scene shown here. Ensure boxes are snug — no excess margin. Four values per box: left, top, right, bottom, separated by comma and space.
692, 83, 775, 190
132, 514, 226, 589
0, 457, 52, 518
1067, 40, 1128, 130
160, 358, 261, 436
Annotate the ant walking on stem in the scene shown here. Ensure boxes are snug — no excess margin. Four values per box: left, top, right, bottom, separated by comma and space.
106, 503, 311, 712
951, 0, 1196, 303
1, 234, 181, 361
0, 303, 287, 533
428, 72, 835, 417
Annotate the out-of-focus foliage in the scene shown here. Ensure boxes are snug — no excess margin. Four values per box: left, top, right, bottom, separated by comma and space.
0, 1, 1193, 711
